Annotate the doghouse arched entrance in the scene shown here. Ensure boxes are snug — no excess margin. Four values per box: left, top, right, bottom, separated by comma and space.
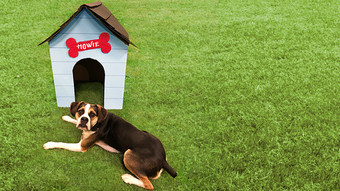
73, 58, 105, 105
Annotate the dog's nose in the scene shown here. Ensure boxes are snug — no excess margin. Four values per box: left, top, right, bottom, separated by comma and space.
81, 117, 88, 124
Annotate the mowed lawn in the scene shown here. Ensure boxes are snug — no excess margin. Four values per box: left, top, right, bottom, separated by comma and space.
1, 0, 340, 190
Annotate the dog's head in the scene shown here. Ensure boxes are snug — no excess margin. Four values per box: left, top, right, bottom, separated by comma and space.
69, 101, 108, 131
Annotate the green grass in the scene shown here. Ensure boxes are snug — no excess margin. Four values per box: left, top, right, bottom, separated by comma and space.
1, 0, 340, 190
75, 82, 104, 106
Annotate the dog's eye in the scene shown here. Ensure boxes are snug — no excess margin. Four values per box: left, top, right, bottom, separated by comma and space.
89, 112, 96, 118
78, 109, 84, 116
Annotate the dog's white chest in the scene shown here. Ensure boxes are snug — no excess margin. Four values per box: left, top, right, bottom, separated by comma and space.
82, 130, 95, 140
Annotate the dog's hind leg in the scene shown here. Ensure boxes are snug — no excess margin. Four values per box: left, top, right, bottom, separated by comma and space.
62, 116, 77, 124
121, 174, 153, 190
122, 149, 154, 190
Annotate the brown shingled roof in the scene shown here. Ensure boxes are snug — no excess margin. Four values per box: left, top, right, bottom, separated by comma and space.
39, 1, 136, 47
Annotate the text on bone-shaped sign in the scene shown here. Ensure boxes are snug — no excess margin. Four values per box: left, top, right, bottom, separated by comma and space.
66, 32, 111, 58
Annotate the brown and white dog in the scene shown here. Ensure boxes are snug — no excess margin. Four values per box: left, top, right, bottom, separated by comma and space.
43, 101, 177, 190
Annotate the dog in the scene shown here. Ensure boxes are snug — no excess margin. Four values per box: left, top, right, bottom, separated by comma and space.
43, 101, 177, 190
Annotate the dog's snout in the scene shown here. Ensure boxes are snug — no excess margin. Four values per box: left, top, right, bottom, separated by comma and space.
81, 117, 88, 124
77, 116, 90, 130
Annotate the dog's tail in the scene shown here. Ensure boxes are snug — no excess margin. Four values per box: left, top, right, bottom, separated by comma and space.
163, 161, 177, 178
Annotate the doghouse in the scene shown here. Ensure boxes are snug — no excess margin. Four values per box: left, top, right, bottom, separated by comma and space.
39, 1, 135, 109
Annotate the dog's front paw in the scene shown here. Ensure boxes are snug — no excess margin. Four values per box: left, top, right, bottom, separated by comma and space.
62, 115, 73, 121
43, 142, 56, 150
62, 116, 77, 124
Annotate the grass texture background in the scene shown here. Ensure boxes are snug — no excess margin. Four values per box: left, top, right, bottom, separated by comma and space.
1, 0, 340, 190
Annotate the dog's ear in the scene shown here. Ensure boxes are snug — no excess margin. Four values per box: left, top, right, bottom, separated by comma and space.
70, 101, 84, 117
96, 104, 108, 123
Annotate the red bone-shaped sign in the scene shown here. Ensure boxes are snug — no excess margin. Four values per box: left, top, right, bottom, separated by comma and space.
66, 32, 111, 58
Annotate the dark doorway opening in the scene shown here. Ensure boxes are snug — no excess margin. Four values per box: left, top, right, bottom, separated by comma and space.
73, 58, 105, 105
